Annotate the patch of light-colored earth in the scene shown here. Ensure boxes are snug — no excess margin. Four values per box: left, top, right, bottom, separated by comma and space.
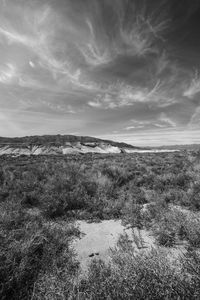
71, 220, 155, 272
26, 208, 189, 272
0, 145, 179, 155
125, 149, 179, 153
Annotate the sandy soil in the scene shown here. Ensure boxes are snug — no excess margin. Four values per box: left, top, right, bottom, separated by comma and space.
71, 220, 155, 272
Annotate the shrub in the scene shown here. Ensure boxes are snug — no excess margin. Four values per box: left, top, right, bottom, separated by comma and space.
123, 201, 146, 229
156, 229, 176, 247
188, 184, 200, 211
184, 214, 200, 248
151, 208, 185, 247
0, 217, 78, 300
75, 235, 196, 299
0, 195, 79, 300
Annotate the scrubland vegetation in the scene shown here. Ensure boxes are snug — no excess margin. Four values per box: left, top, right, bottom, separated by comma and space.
0, 150, 200, 299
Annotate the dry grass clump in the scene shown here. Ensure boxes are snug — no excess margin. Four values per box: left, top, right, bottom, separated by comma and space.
0, 198, 79, 300
75, 234, 200, 299
149, 206, 200, 248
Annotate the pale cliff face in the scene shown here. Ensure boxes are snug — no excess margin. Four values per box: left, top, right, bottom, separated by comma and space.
0, 142, 124, 156
0, 142, 178, 156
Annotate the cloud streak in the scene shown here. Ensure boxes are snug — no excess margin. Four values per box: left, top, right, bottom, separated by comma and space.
0, 63, 16, 84
0, 0, 200, 145
184, 71, 200, 98
88, 80, 176, 109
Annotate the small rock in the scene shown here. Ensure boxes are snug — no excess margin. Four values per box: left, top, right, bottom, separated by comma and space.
89, 253, 95, 257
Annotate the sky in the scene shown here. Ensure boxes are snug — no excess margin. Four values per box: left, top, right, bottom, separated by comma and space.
1, 0, 200, 146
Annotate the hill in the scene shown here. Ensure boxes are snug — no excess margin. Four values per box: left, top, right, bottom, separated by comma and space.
0, 134, 141, 156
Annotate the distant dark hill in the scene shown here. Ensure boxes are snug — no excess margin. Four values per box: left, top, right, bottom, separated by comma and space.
0, 134, 139, 148
0, 134, 141, 156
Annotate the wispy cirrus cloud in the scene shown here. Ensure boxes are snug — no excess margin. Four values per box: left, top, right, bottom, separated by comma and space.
0, 0, 200, 145
118, 10, 169, 57
0, 3, 76, 82
124, 112, 176, 131
183, 71, 200, 99
78, 0, 169, 67
188, 106, 200, 128
0, 24, 69, 76
158, 112, 176, 127
79, 19, 112, 67
88, 80, 176, 109
0, 63, 17, 84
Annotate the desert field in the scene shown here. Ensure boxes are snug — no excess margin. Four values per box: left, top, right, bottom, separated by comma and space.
1, 150, 200, 299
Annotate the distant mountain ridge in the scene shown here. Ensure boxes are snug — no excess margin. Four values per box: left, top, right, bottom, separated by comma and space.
0, 134, 141, 156
0, 134, 137, 148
